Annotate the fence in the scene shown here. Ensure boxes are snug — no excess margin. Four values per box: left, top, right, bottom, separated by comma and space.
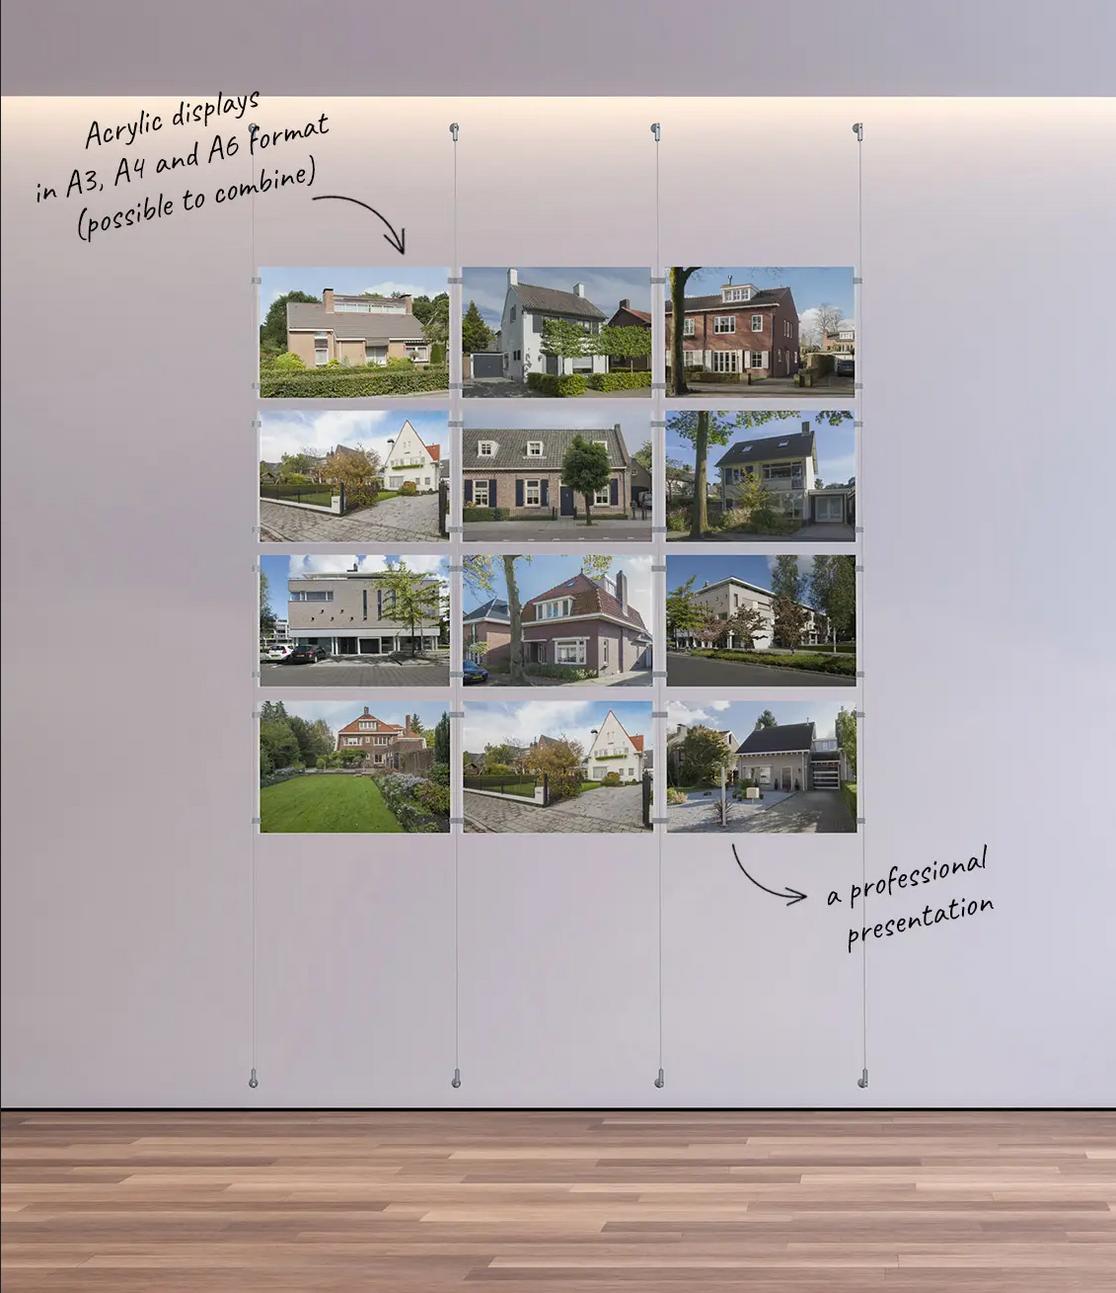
642, 769, 653, 828
463, 772, 547, 804
259, 481, 345, 515
438, 479, 449, 537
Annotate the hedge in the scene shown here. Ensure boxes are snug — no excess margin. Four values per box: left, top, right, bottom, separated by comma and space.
260, 366, 449, 398
525, 663, 598, 682
462, 506, 509, 522
586, 370, 652, 391
841, 781, 857, 823
526, 372, 589, 397
690, 648, 857, 677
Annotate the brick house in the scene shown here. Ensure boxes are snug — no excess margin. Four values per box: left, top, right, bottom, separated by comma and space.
665, 279, 800, 380
463, 597, 511, 665
462, 425, 632, 520
287, 568, 442, 657
606, 298, 653, 371
335, 707, 429, 770
286, 288, 432, 367
520, 569, 651, 676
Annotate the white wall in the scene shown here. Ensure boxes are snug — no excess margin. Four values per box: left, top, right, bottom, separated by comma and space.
2, 96, 1115, 1106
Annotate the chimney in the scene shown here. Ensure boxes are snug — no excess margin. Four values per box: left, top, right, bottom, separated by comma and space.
507, 268, 518, 287
399, 294, 413, 313
322, 287, 334, 312
615, 568, 627, 610
362, 706, 370, 716
573, 281, 586, 297
619, 297, 630, 309
802, 420, 810, 434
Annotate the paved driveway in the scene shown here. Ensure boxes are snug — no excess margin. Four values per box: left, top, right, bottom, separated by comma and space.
465, 379, 649, 399
485, 669, 651, 689
261, 657, 449, 687
464, 783, 647, 833
666, 651, 855, 688
464, 519, 652, 542
672, 374, 855, 398
260, 493, 442, 543
667, 520, 854, 543
669, 790, 854, 834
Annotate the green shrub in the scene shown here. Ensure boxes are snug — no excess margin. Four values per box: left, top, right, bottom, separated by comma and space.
666, 786, 686, 805
384, 356, 415, 370
260, 366, 449, 398
691, 648, 857, 677
602, 770, 621, 786
398, 480, 418, 496
666, 509, 689, 532
524, 663, 598, 682
268, 351, 306, 371
414, 779, 451, 816
463, 506, 508, 522
586, 370, 652, 391
692, 370, 745, 383
344, 482, 380, 510
526, 371, 589, 397
841, 781, 857, 822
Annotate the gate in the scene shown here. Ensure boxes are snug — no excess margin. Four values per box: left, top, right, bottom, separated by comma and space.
470, 351, 503, 378
438, 479, 449, 537
642, 770, 653, 828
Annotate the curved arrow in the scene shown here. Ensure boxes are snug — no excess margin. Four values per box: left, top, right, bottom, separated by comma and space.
310, 195, 406, 255
732, 845, 807, 906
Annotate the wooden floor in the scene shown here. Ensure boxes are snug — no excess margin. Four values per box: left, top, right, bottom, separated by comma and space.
3, 1111, 1114, 1290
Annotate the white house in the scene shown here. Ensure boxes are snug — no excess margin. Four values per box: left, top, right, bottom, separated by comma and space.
381, 419, 442, 492
499, 269, 609, 383
584, 709, 647, 783
672, 577, 827, 651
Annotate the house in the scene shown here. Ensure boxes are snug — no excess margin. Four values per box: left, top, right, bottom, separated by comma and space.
629, 458, 652, 510
335, 707, 429, 769
714, 422, 855, 527
584, 709, 647, 782
287, 568, 442, 657
520, 569, 651, 675
735, 722, 850, 793
606, 298, 653, 371
666, 723, 736, 781
498, 270, 608, 383
463, 425, 632, 519
285, 287, 432, 367
672, 576, 827, 650
382, 420, 441, 492
823, 320, 856, 353
665, 279, 800, 380
463, 597, 511, 664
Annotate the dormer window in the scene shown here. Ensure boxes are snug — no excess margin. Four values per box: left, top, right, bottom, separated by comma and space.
538, 597, 573, 619
526, 441, 543, 457
722, 284, 753, 302
593, 439, 609, 451
478, 440, 496, 457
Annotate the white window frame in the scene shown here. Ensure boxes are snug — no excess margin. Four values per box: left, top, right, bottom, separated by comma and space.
526, 440, 543, 457
524, 478, 542, 507
711, 351, 739, 374
314, 333, 329, 366
751, 314, 764, 332
539, 597, 572, 620
749, 350, 765, 369
554, 638, 587, 665
713, 315, 736, 334
682, 318, 695, 337
477, 440, 496, 457
593, 484, 611, 505
472, 479, 490, 506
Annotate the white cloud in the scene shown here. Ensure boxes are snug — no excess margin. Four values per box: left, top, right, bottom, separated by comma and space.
286, 553, 448, 579
463, 701, 597, 752
259, 410, 448, 467
362, 281, 444, 298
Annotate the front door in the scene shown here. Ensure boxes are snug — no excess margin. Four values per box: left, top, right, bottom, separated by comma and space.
560, 486, 575, 517
337, 637, 357, 655
781, 767, 792, 791
816, 494, 844, 523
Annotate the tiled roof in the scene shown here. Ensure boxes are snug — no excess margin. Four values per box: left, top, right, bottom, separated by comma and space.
464, 425, 628, 470
514, 281, 607, 321
287, 300, 426, 341
666, 287, 790, 314
523, 573, 647, 633
736, 722, 816, 755
337, 711, 405, 736
464, 597, 510, 624
716, 429, 815, 467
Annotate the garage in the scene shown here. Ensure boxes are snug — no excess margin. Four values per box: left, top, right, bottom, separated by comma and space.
470, 351, 504, 378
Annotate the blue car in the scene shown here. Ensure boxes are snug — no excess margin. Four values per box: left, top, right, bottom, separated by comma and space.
463, 659, 489, 685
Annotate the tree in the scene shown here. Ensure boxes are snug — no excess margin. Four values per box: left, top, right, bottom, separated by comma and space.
409, 713, 425, 734
594, 324, 651, 371
464, 554, 530, 683
378, 561, 444, 657
410, 295, 434, 326
279, 450, 324, 482
723, 603, 770, 650
835, 707, 857, 777
772, 596, 809, 649
434, 711, 451, 764
461, 300, 494, 353
666, 576, 707, 641
259, 569, 276, 636
632, 440, 654, 472
809, 555, 857, 643
754, 710, 778, 730
421, 293, 450, 355
677, 726, 732, 787
523, 736, 584, 802
320, 444, 382, 507
561, 435, 611, 526
667, 267, 700, 395
259, 290, 318, 351
288, 715, 334, 768
770, 554, 803, 602
540, 318, 589, 373
801, 302, 843, 350
580, 554, 613, 583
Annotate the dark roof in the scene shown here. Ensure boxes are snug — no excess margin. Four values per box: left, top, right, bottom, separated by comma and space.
716, 429, 815, 467
287, 300, 426, 342
665, 286, 791, 314
630, 459, 652, 488
513, 281, 606, 321
464, 597, 510, 624
523, 572, 648, 634
736, 722, 816, 755
608, 304, 653, 327
464, 426, 629, 470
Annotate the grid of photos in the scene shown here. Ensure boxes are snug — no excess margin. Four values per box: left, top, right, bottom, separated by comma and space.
254, 258, 858, 838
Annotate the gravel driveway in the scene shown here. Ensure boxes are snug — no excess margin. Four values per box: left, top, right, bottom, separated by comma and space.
669, 790, 854, 834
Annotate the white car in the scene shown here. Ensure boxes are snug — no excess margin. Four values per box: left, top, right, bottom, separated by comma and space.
264, 643, 294, 661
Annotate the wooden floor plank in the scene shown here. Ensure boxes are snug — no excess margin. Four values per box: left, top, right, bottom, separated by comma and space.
2, 1111, 1114, 1290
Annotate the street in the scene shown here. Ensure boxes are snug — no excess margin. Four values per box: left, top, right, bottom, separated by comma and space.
666, 651, 855, 687
464, 519, 652, 542
260, 657, 449, 687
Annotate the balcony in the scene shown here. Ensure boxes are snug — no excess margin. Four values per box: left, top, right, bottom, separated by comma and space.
812, 738, 839, 753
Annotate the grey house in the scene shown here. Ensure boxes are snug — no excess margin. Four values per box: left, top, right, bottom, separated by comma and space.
735, 722, 850, 792
715, 422, 855, 527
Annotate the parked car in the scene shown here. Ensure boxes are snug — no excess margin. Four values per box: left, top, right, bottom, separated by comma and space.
283, 643, 329, 665
835, 356, 855, 378
265, 643, 294, 661
463, 659, 489, 685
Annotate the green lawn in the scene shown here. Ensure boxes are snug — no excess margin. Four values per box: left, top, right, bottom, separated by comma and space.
260, 774, 402, 833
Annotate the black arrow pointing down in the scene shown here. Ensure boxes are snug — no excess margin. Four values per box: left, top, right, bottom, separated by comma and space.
310, 195, 406, 255
732, 845, 807, 906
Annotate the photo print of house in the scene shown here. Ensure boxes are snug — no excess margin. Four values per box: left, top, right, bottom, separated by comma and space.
666, 553, 857, 687
259, 553, 449, 687
665, 699, 856, 835
665, 267, 855, 397
461, 701, 653, 833
259, 699, 451, 834
462, 266, 652, 397
665, 411, 856, 542
257, 266, 450, 398
462, 553, 653, 687
462, 407, 652, 541
258, 410, 449, 543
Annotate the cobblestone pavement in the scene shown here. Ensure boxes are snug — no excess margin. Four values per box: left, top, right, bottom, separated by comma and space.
668, 790, 854, 834
260, 493, 442, 543
260, 657, 449, 687
463, 519, 652, 542
464, 784, 648, 833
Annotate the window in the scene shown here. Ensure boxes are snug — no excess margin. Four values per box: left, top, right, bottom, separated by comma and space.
478, 441, 496, 457
751, 314, 763, 332
749, 350, 764, 369
682, 318, 695, 337
513, 349, 521, 361
555, 639, 587, 665
722, 285, 753, 302
526, 441, 543, 456
593, 438, 609, 452
472, 480, 490, 506
594, 485, 611, 505
365, 343, 388, 364
539, 597, 572, 619
358, 720, 375, 731
602, 639, 610, 667
510, 306, 516, 321
524, 479, 541, 506
291, 590, 334, 602
345, 736, 361, 746
713, 315, 735, 334
711, 351, 739, 373
314, 333, 329, 365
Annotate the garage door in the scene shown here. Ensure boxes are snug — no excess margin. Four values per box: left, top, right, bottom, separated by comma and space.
471, 352, 503, 378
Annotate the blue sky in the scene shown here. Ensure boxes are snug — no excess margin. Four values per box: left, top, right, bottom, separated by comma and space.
666, 554, 832, 609
263, 699, 448, 740
463, 267, 651, 329
463, 554, 652, 622
665, 411, 855, 486
680, 266, 854, 323
463, 700, 652, 754
464, 405, 649, 458
259, 409, 449, 465
665, 698, 852, 744
258, 265, 449, 312
261, 553, 449, 620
